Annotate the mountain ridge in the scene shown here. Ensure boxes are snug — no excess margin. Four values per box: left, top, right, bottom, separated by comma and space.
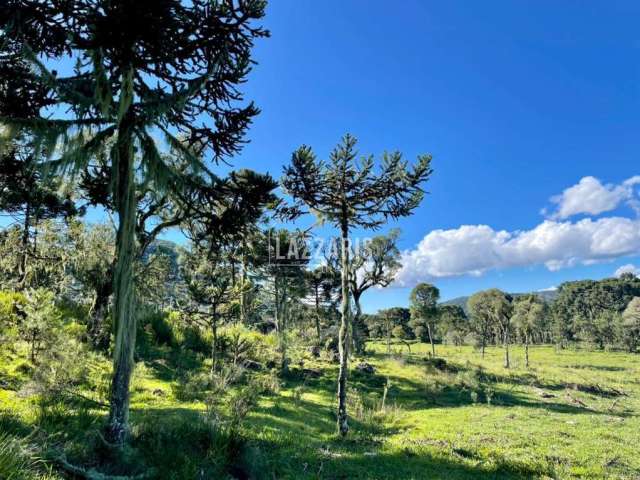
441, 289, 558, 313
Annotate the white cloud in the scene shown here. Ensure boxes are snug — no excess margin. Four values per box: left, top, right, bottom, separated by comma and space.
394, 217, 640, 286
547, 176, 640, 219
538, 286, 558, 292
614, 264, 640, 278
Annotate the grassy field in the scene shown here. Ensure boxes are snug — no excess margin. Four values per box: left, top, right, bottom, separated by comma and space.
2, 340, 640, 479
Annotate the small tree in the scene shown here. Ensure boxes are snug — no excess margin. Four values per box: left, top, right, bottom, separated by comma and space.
621, 297, 640, 352
349, 230, 401, 355
378, 307, 411, 354
486, 289, 513, 368
282, 134, 432, 436
512, 294, 545, 367
438, 304, 467, 346
260, 229, 309, 370
467, 292, 494, 358
68, 223, 116, 350
305, 266, 339, 340
409, 283, 440, 356
19, 288, 61, 363
180, 247, 235, 375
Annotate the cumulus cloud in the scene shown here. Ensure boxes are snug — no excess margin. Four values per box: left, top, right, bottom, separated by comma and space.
546, 176, 640, 219
614, 264, 640, 278
394, 217, 640, 286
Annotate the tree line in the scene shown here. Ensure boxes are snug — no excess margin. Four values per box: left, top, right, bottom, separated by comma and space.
364, 274, 640, 368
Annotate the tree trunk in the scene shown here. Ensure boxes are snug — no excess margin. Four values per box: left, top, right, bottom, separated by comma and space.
481, 338, 485, 358
503, 328, 510, 369
230, 257, 236, 288
336, 223, 350, 437
18, 202, 31, 289
240, 244, 247, 324
106, 112, 137, 445
386, 322, 392, 354
89, 280, 113, 351
524, 334, 529, 368
30, 330, 37, 363
210, 315, 218, 375
352, 293, 364, 355
427, 322, 435, 357
314, 284, 321, 340
275, 277, 287, 371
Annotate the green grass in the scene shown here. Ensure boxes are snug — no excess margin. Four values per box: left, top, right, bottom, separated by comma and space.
2, 340, 640, 479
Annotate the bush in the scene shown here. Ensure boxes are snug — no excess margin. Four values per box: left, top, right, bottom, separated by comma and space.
171, 371, 211, 402
148, 311, 175, 347
0, 432, 57, 480
0, 290, 25, 320
133, 410, 238, 479
0, 291, 25, 341
17, 289, 62, 364
181, 325, 210, 355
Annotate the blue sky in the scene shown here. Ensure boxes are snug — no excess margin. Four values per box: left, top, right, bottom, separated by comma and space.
208, 1, 639, 312
11, 1, 639, 313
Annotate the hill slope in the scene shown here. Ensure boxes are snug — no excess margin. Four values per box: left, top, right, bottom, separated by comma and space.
441, 289, 558, 313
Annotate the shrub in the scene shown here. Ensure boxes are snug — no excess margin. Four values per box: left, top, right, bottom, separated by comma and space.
0, 291, 25, 321
253, 370, 281, 396
181, 325, 210, 355
171, 371, 211, 402
0, 291, 25, 342
0, 432, 57, 480
17, 289, 62, 364
149, 311, 175, 347
133, 410, 237, 479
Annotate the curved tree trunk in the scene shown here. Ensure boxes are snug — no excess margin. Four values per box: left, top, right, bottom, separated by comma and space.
524, 333, 529, 368
337, 223, 350, 437
106, 113, 137, 445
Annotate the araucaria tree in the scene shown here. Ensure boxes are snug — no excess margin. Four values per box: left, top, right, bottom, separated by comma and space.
1, 0, 268, 444
282, 134, 432, 436
409, 283, 440, 357
349, 230, 402, 355
261, 229, 309, 370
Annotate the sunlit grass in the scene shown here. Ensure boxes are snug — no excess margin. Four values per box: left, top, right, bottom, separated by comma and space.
2, 341, 640, 478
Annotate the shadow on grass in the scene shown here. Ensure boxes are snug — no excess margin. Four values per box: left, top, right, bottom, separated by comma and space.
564, 364, 627, 372
341, 353, 620, 417
1, 395, 552, 480
141, 345, 206, 383
248, 436, 552, 480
